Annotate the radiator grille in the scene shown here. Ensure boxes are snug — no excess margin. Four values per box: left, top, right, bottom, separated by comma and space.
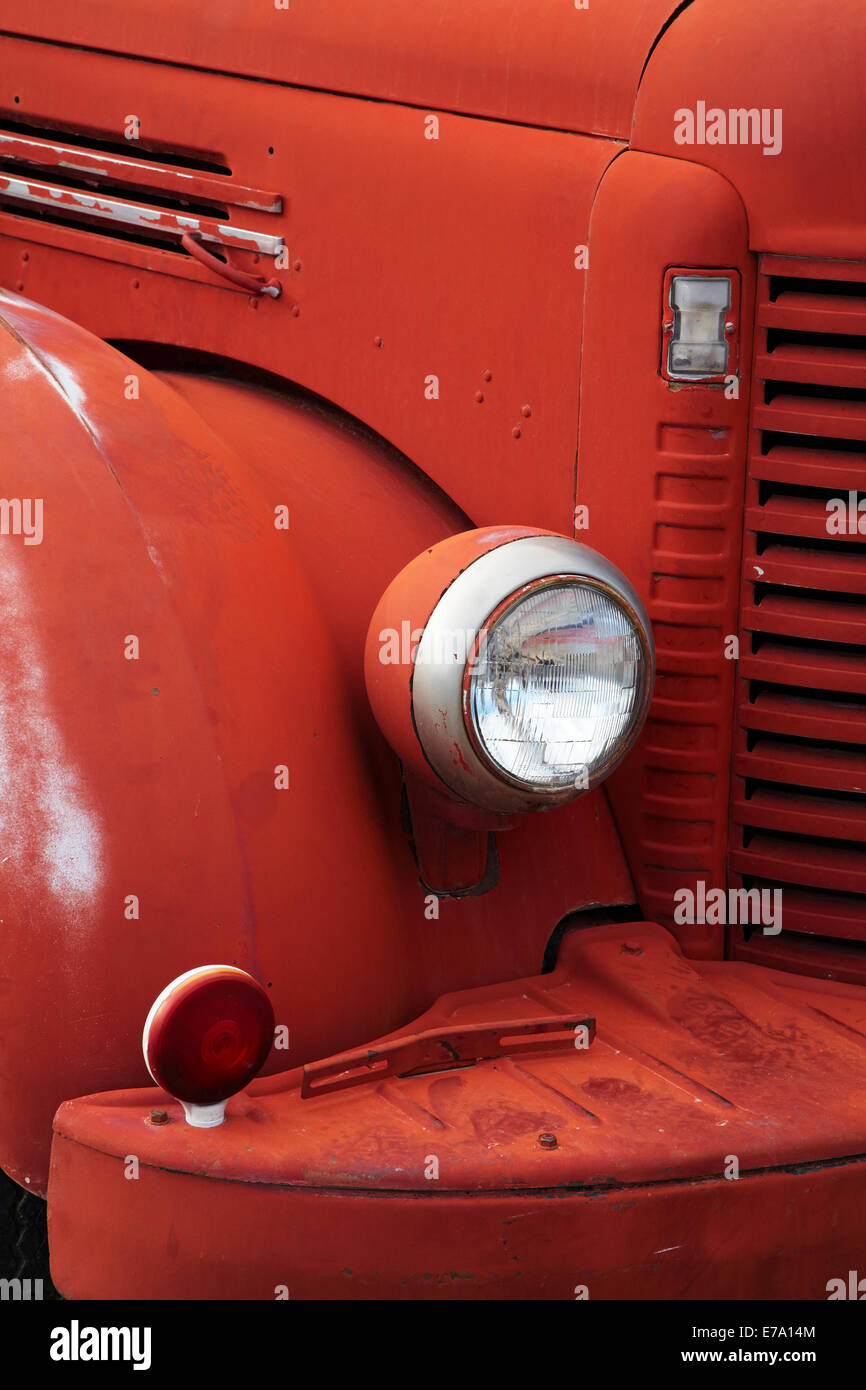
731, 255, 866, 975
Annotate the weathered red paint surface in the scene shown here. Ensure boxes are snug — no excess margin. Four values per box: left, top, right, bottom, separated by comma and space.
0, 34, 616, 534
48, 923, 866, 1298
0, 1, 685, 138
0, 294, 634, 1194
0, 0, 864, 1299
50, 1137, 866, 1300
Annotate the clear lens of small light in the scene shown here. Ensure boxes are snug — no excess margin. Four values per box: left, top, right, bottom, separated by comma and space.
467, 582, 646, 790
668, 275, 731, 377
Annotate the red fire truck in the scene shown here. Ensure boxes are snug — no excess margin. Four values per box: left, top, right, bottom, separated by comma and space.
1, 0, 865, 1300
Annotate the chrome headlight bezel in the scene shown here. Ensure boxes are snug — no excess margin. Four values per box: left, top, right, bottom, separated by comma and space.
410, 535, 654, 813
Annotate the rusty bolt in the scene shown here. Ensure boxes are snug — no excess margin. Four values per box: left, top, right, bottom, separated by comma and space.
538, 1132, 558, 1149
149, 1108, 169, 1126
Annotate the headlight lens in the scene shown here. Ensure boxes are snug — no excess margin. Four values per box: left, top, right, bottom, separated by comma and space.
366, 529, 654, 814
466, 580, 648, 791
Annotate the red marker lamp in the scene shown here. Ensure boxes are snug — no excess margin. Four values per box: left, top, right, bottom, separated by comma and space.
142, 965, 275, 1128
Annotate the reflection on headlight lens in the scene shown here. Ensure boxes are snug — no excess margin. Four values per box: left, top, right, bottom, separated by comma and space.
466, 581, 647, 790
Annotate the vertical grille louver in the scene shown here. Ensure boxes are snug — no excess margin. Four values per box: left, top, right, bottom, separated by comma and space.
731, 255, 866, 975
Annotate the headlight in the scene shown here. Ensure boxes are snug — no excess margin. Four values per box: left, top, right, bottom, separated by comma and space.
464, 578, 646, 792
366, 528, 654, 815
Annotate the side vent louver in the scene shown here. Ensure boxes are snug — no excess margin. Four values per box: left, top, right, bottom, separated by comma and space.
0, 117, 284, 267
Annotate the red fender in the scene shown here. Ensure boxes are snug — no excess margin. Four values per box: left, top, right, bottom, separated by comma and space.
0, 296, 636, 1191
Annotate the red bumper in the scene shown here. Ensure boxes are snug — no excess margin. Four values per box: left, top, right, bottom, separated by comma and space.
48, 923, 866, 1299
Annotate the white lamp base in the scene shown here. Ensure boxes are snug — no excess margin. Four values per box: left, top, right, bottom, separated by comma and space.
181, 1099, 227, 1128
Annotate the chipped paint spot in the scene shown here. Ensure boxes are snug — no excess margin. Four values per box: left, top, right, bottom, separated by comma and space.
58, 161, 110, 178
146, 544, 168, 584
450, 742, 471, 772
0, 133, 280, 211
0, 176, 284, 256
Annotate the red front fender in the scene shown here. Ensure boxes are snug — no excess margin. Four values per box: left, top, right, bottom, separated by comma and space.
0, 296, 636, 1191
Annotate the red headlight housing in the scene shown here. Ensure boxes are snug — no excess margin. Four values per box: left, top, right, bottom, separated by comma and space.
142, 965, 274, 1127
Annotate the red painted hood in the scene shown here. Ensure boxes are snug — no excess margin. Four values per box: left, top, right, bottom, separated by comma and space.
634, 0, 866, 259
4, 1, 859, 252
0, 0, 684, 138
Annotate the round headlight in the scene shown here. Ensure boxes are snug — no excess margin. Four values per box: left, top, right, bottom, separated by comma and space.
366, 528, 654, 815
465, 578, 647, 792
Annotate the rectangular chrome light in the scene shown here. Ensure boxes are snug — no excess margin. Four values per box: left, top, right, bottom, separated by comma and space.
665, 274, 733, 379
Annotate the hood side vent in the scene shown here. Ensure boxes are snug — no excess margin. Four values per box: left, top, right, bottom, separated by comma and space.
0, 117, 284, 269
